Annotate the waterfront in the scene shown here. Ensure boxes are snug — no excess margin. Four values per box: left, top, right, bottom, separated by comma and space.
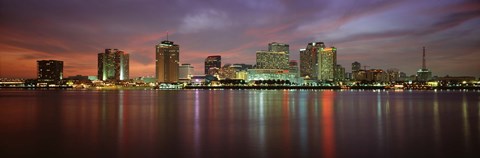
0, 89, 479, 157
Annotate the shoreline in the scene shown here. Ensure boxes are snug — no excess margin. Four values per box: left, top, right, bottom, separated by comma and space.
1, 86, 480, 90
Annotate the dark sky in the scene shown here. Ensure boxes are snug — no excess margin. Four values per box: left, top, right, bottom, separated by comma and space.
1, 0, 479, 78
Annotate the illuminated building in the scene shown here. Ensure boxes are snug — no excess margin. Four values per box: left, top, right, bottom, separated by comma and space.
207, 67, 220, 76
354, 70, 367, 81
300, 42, 325, 79
226, 64, 243, 72
205, 55, 221, 75
156, 40, 179, 83
352, 61, 362, 81
232, 63, 253, 71
387, 68, 400, 82
366, 69, 388, 82
246, 69, 297, 83
335, 64, 345, 81
289, 60, 299, 77
352, 61, 361, 72
179, 64, 194, 79
318, 47, 337, 81
417, 47, 432, 81
236, 70, 248, 80
256, 42, 289, 70
218, 65, 237, 79
37, 60, 63, 83
256, 51, 289, 69
97, 49, 129, 81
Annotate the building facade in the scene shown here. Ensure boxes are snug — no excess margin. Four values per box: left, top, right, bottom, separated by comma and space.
255, 42, 289, 70
289, 60, 299, 77
317, 47, 337, 81
256, 51, 289, 69
98, 49, 129, 81
246, 69, 297, 83
156, 40, 179, 83
205, 55, 221, 75
300, 42, 325, 79
351, 61, 362, 81
179, 64, 194, 80
387, 68, 400, 82
218, 65, 237, 79
335, 64, 345, 81
37, 60, 63, 83
366, 69, 389, 82
352, 61, 361, 72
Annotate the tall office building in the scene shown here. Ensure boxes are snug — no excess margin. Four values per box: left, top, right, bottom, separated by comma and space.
416, 47, 432, 81
97, 49, 129, 81
37, 60, 63, 83
179, 64, 194, 79
300, 42, 325, 79
318, 47, 337, 81
205, 55, 221, 75
335, 64, 345, 81
256, 42, 289, 70
156, 40, 180, 83
352, 61, 361, 72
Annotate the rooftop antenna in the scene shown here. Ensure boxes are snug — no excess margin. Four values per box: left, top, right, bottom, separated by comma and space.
166, 31, 169, 41
422, 46, 426, 69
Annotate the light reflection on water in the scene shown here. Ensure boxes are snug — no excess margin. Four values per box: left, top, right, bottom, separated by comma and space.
0, 89, 479, 157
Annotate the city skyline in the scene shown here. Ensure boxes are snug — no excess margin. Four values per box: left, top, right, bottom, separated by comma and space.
1, 0, 479, 78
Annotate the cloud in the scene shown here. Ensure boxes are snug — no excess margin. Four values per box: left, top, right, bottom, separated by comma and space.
1, 0, 479, 78
178, 9, 232, 34
418, 10, 480, 35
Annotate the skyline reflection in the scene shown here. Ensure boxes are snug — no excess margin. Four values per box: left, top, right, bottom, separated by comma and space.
0, 90, 479, 157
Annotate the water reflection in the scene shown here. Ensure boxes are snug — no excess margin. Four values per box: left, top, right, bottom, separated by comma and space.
194, 90, 201, 157
0, 90, 479, 157
462, 94, 470, 152
433, 92, 441, 151
321, 91, 335, 158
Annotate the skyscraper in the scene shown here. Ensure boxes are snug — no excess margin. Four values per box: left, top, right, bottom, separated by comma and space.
156, 40, 179, 83
318, 47, 337, 81
417, 46, 432, 81
335, 64, 345, 81
37, 60, 63, 83
97, 49, 129, 81
352, 61, 361, 72
256, 42, 289, 70
205, 55, 221, 75
300, 42, 325, 79
179, 64, 194, 80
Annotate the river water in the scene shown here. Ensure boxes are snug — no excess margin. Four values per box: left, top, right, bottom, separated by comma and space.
0, 89, 479, 157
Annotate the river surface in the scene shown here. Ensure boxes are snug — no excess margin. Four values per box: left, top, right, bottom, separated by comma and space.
0, 89, 479, 158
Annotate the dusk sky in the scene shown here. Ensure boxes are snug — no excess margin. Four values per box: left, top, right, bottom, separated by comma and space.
1, 0, 479, 78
